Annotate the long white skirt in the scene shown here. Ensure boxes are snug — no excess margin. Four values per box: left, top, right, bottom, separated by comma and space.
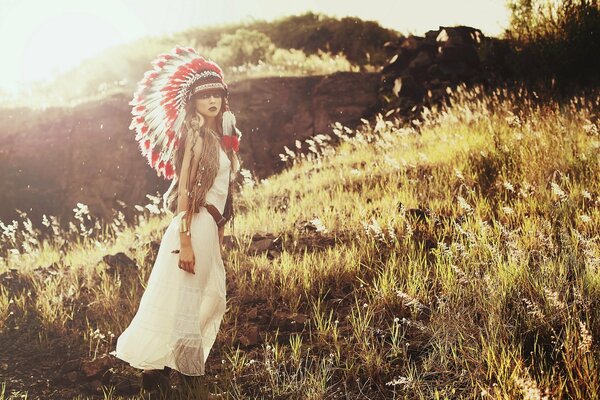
113, 210, 226, 376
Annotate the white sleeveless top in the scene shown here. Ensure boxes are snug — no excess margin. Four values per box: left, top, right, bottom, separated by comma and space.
204, 147, 231, 215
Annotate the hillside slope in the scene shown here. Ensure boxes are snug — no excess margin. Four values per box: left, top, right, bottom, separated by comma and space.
1, 83, 599, 399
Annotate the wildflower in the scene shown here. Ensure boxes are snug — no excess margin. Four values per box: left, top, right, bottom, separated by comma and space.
502, 206, 514, 215
395, 291, 425, 311
386, 376, 412, 387
580, 214, 592, 223
513, 131, 524, 141
543, 288, 566, 311
503, 181, 515, 192
578, 320, 592, 353
522, 298, 544, 320
386, 221, 397, 242
73, 203, 90, 220
361, 218, 385, 241
240, 168, 255, 188
583, 119, 598, 136
550, 182, 567, 201
283, 145, 296, 159
309, 218, 328, 233
384, 155, 400, 170
514, 373, 548, 400
145, 204, 161, 214
457, 196, 473, 214
505, 114, 521, 128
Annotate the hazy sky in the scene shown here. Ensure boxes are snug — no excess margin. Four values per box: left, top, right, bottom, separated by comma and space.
0, 0, 510, 92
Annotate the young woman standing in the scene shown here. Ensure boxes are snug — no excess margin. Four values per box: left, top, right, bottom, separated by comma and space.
112, 46, 241, 392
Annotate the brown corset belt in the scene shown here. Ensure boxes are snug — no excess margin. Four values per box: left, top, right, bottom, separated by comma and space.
205, 203, 227, 228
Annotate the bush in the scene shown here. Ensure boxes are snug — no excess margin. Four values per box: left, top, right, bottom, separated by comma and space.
504, 0, 600, 83
212, 29, 275, 66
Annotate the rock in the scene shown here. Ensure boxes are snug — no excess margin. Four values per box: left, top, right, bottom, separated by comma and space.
250, 238, 275, 253
439, 62, 469, 79
0, 268, 33, 295
379, 25, 490, 120
32, 263, 61, 281
238, 325, 260, 347
272, 310, 308, 332
81, 354, 116, 380
393, 76, 425, 99
142, 240, 161, 266
247, 232, 281, 255
437, 45, 480, 67
400, 35, 425, 51
408, 51, 434, 73
65, 371, 79, 383
107, 373, 140, 394
103, 252, 138, 277
59, 359, 81, 373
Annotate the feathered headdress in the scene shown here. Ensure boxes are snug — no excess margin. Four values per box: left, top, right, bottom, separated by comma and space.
128, 45, 242, 180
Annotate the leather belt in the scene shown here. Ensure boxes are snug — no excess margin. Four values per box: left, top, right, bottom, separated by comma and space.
205, 203, 227, 228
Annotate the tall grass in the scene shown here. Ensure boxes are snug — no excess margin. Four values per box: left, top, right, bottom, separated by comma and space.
1, 82, 599, 399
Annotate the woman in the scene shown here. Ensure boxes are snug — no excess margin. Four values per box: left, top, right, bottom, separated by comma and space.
112, 53, 241, 392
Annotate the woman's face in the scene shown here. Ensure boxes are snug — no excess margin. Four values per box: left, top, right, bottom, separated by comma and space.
193, 89, 223, 119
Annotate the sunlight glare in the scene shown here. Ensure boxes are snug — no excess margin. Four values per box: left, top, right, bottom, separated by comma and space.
0, 0, 147, 94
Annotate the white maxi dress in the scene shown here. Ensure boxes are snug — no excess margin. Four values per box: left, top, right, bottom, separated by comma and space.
113, 147, 230, 376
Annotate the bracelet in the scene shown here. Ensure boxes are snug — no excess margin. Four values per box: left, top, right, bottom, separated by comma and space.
180, 217, 189, 234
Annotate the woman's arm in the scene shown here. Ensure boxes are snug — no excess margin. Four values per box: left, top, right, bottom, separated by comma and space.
177, 132, 202, 236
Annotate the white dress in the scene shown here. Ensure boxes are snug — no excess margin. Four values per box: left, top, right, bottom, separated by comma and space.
112, 147, 231, 376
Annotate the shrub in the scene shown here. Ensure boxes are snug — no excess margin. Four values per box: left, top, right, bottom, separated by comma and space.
504, 0, 600, 83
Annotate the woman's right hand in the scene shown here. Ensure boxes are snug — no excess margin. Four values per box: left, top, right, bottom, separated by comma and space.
179, 239, 195, 274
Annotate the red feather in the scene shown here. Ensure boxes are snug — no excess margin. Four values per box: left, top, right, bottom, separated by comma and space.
165, 162, 174, 178
222, 136, 239, 152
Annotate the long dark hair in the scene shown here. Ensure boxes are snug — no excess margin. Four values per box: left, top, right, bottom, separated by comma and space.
162, 92, 240, 226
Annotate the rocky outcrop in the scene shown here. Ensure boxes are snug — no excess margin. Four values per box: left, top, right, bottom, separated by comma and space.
0, 72, 381, 226
230, 72, 381, 177
379, 26, 506, 119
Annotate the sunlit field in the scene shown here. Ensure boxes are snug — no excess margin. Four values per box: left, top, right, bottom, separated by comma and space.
1, 83, 600, 399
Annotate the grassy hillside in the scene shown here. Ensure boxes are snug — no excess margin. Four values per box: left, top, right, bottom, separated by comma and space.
1, 84, 600, 399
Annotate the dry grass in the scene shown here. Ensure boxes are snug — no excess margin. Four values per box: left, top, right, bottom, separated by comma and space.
1, 83, 600, 399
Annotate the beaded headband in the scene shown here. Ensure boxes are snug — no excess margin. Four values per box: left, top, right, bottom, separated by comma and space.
187, 70, 227, 100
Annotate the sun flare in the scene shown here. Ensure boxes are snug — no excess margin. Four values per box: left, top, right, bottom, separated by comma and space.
0, 0, 146, 93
